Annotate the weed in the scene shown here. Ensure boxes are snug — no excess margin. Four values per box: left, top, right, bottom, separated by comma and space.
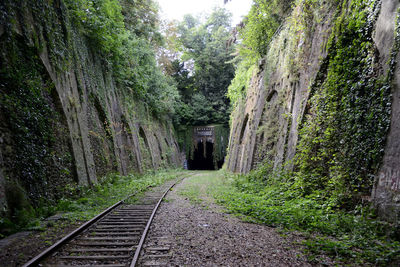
0, 169, 184, 237
176, 170, 400, 265
211, 169, 400, 266
179, 185, 203, 204
56, 169, 184, 221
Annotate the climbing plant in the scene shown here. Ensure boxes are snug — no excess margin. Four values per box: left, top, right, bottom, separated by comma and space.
64, 0, 179, 116
227, 0, 293, 109
239, 0, 294, 61
227, 58, 257, 108
0, 32, 78, 232
295, 0, 393, 207
219, 0, 400, 264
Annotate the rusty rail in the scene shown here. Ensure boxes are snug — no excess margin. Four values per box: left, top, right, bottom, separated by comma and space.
22, 200, 124, 267
22, 175, 186, 267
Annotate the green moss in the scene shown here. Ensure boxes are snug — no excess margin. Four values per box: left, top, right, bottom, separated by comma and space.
0, 33, 72, 204
296, 0, 391, 206
212, 125, 229, 167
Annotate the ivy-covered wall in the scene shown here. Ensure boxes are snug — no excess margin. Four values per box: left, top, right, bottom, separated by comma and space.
178, 125, 229, 169
372, 0, 400, 222
227, 0, 400, 221
0, 0, 181, 221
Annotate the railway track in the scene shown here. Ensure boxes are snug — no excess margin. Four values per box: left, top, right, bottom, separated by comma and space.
23, 177, 184, 267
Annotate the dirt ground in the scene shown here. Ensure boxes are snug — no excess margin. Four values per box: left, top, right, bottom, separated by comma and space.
0, 220, 81, 266
1, 171, 334, 266
138, 172, 333, 266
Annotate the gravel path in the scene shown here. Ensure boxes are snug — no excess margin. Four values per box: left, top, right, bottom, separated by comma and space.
139, 173, 314, 266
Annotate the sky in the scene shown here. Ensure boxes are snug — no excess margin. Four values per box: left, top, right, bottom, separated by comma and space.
157, 0, 253, 26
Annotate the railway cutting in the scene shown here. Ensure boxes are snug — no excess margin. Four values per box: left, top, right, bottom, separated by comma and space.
22, 177, 185, 267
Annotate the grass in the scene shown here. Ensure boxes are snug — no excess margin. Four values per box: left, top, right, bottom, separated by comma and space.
176, 170, 400, 266
55, 169, 185, 221
177, 171, 230, 207
0, 169, 185, 237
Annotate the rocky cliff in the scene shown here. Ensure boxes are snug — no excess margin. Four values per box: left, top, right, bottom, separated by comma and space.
0, 1, 181, 217
227, 0, 400, 221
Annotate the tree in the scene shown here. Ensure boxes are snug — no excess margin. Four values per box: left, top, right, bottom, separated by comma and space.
120, 0, 162, 45
173, 8, 236, 126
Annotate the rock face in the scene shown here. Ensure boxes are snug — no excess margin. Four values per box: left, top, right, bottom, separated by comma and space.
227, 1, 336, 173
0, 1, 181, 214
227, 0, 400, 221
372, 0, 400, 222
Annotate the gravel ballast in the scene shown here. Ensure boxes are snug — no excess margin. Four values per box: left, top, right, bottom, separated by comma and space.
139, 173, 316, 266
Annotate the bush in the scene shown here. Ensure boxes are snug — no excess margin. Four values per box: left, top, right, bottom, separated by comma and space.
214, 168, 400, 265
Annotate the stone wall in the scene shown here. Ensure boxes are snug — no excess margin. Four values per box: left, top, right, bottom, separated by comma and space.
0, 0, 181, 214
227, 1, 336, 173
227, 0, 400, 221
372, 0, 400, 222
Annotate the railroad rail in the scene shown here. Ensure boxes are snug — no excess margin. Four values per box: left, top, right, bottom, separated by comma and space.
23, 177, 183, 267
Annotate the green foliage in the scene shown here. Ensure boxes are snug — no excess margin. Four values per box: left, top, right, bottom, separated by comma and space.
120, 0, 162, 44
295, 0, 391, 206
171, 170, 400, 264
227, 0, 293, 109
0, 41, 54, 200
227, 59, 256, 107
169, 60, 195, 102
173, 8, 235, 127
214, 169, 400, 265
239, 0, 294, 61
0, 169, 184, 236
215, 1, 400, 264
116, 34, 179, 115
0, 0, 180, 237
64, 0, 125, 56
0, 32, 75, 211
64, 0, 179, 116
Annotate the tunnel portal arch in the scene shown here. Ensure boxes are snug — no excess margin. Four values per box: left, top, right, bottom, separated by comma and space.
187, 125, 228, 170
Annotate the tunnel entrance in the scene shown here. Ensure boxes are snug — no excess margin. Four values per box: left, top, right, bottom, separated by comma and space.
183, 125, 229, 170
188, 141, 215, 170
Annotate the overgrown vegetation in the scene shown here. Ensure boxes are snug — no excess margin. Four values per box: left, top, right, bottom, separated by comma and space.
0, 33, 77, 232
214, 169, 400, 265
239, 0, 294, 60
0, 0, 183, 236
64, 0, 178, 116
159, 8, 235, 165
230, 0, 393, 206
227, 0, 293, 108
178, 125, 229, 169
221, 0, 400, 264
226, 59, 257, 109
178, 170, 400, 265
0, 169, 183, 237
170, 8, 236, 127
296, 0, 392, 207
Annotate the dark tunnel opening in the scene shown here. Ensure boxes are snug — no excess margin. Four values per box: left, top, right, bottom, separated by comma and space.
188, 141, 220, 170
